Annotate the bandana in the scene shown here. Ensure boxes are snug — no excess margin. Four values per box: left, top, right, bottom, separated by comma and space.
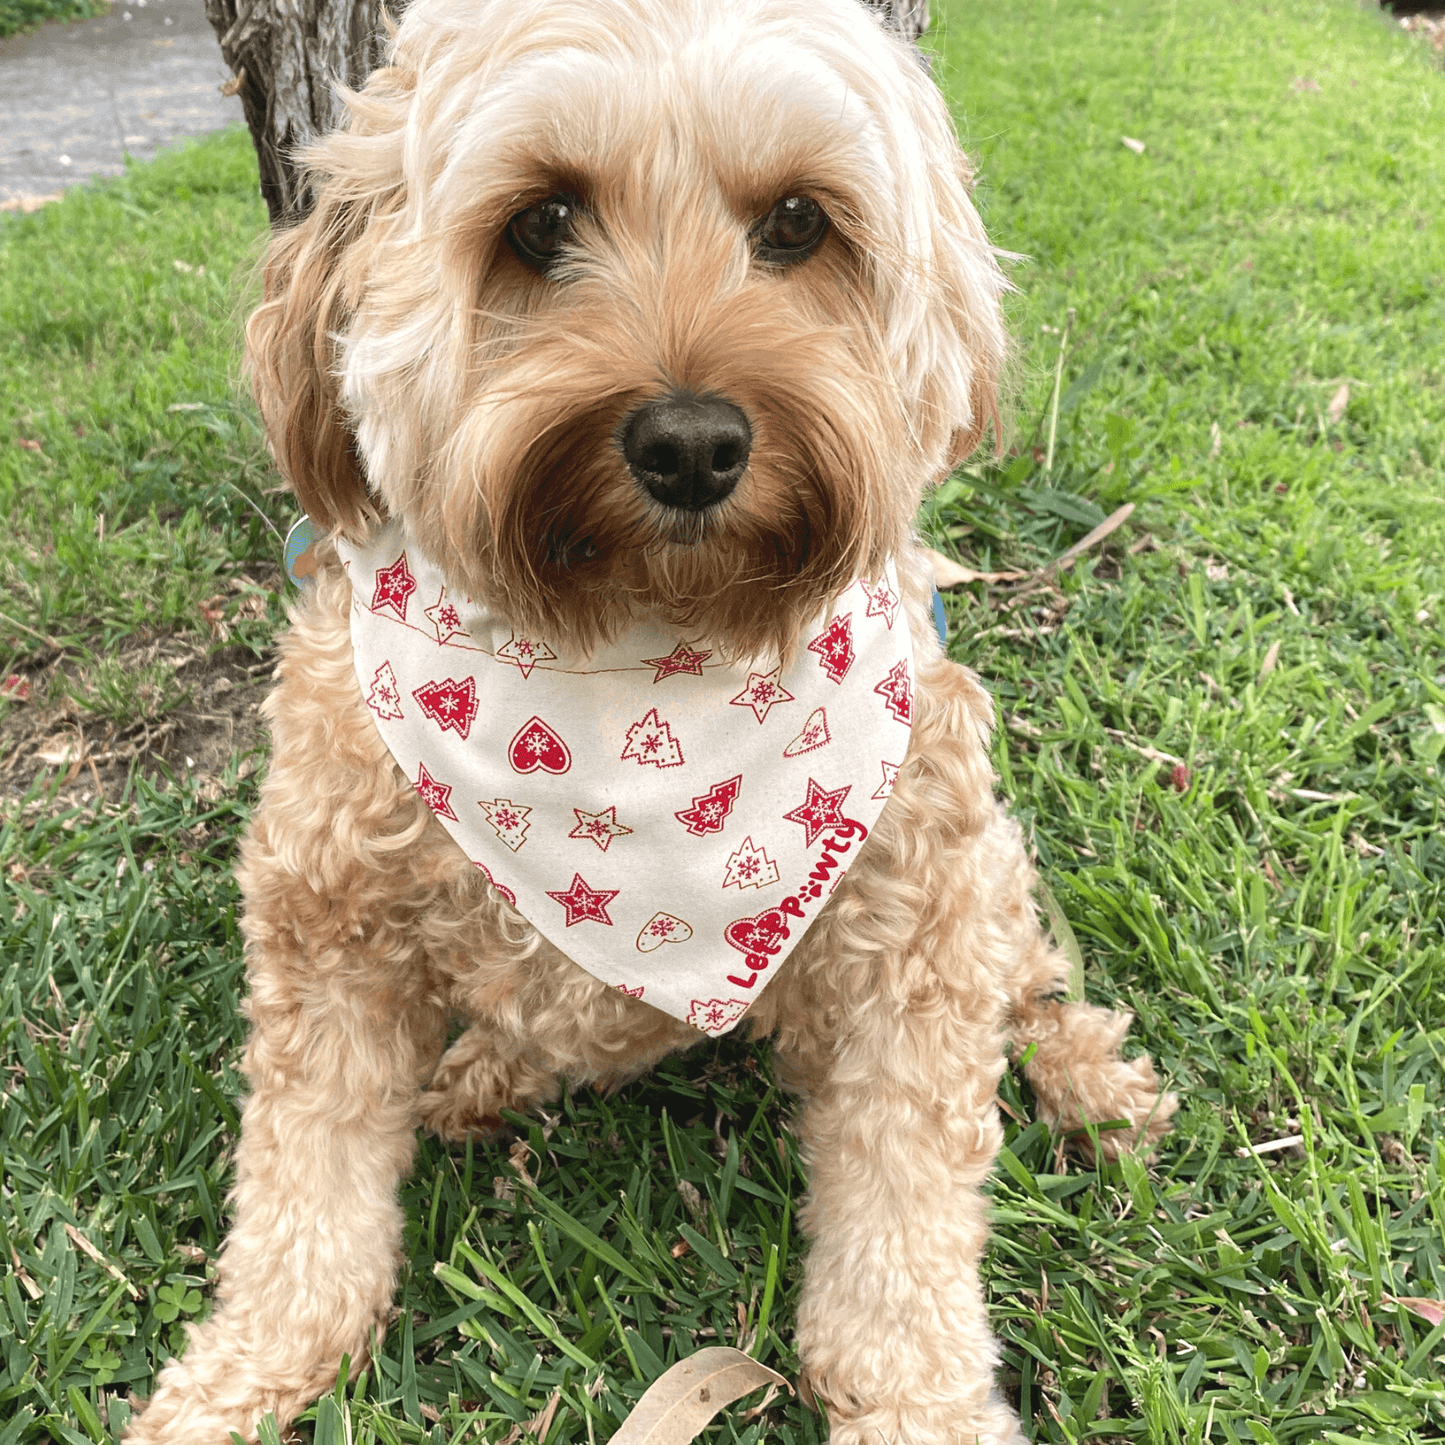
335, 522, 915, 1036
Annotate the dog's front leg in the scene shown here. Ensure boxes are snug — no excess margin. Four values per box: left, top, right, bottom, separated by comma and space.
126, 929, 445, 1445
787, 990, 1024, 1445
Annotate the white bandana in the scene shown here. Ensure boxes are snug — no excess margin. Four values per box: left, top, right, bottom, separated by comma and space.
335, 523, 915, 1035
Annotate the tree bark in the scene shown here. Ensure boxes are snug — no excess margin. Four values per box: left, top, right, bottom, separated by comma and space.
207, 0, 929, 229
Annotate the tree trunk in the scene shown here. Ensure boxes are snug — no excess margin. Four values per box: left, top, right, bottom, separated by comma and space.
207, 0, 929, 229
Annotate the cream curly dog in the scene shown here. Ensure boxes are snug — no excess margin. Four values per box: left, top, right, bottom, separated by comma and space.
126, 1, 1175, 1440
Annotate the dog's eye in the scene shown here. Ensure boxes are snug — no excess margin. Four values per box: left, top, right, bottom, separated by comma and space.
755, 195, 828, 265
506, 194, 579, 271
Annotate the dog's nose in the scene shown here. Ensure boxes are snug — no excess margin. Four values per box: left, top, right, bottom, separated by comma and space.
620, 391, 752, 511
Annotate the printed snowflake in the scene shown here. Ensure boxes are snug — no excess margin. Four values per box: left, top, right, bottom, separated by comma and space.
728, 666, 795, 724
366, 662, 405, 721
687, 998, 750, 1035
723, 836, 780, 892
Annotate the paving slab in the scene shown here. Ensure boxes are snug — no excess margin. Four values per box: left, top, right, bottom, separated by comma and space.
0, 0, 244, 210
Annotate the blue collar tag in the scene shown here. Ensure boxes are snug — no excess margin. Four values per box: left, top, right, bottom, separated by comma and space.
284, 515, 318, 589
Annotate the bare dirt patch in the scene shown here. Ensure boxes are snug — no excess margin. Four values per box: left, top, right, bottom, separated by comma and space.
0, 638, 274, 813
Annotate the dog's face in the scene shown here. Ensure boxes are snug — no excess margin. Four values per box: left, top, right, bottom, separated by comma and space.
249, 0, 1006, 657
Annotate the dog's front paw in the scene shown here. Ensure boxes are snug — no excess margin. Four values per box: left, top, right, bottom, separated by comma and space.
804, 1386, 1026, 1445
415, 1084, 507, 1141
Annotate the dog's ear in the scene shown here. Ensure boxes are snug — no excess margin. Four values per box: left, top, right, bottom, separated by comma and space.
879, 63, 1010, 480
246, 184, 382, 538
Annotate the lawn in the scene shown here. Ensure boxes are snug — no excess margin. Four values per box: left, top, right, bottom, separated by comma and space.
1, 1, 1443, 1443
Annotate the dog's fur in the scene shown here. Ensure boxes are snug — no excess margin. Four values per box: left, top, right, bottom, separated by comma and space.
124, 2, 1176, 1440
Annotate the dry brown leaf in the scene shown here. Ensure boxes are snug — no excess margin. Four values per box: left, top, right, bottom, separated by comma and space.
1046, 502, 1135, 574
610, 1349, 791, 1445
1327, 382, 1349, 424
925, 547, 1025, 589
1385, 1296, 1445, 1328
1121, 136, 1146, 154
35, 735, 85, 769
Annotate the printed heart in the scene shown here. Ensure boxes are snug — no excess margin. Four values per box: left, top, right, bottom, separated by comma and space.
724, 908, 789, 958
784, 707, 830, 758
507, 715, 571, 775
636, 912, 694, 953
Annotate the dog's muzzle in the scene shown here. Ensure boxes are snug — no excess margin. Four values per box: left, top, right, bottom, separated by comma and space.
620, 390, 752, 512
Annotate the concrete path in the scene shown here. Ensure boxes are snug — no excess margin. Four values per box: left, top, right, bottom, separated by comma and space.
0, 0, 243, 211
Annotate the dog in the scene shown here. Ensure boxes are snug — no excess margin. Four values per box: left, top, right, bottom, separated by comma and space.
125, 1, 1176, 1440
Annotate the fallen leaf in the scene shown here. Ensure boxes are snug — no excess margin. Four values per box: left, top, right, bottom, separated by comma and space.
1385, 1296, 1445, 1328
609, 1349, 791, 1445
1327, 382, 1349, 424
15, 438, 42, 452
925, 547, 1025, 589
1121, 136, 1146, 154
1046, 502, 1136, 575
36, 736, 85, 768
1257, 640, 1281, 684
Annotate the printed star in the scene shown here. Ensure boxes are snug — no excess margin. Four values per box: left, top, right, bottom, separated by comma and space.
371, 552, 417, 620
729, 666, 795, 724
782, 777, 853, 849
569, 806, 633, 852
862, 579, 900, 629
546, 873, 620, 927
424, 588, 468, 645
497, 633, 557, 679
872, 760, 901, 800
642, 641, 712, 683
414, 762, 457, 821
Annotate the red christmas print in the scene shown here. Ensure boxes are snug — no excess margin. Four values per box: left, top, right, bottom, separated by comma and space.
497, 633, 557, 679
371, 553, 417, 619
478, 797, 531, 852
783, 777, 853, 849
636, 912, 694, 953
475, 861, 516, 906
414, 762, 457, 821
807, 612, 855, 683
617, 983, 645, 999
723, 836, 780, 892
674, 774, 742, 837
729, 666, 795, 725
366, 662, 405, 721
862, 578, 901, 629
688, 998, 749, 1034
569, 805, 633, 852
508, 716, 572, 775
412, 676, 479, 740
423, 588, 468, 645
622, 707, 685, 768
874, 659, 913, 725
642, 641, 712, 683
546, 873, 619, 927
724, 906, 790, 958
783, 707, 830, 758
872, 760, 901, 801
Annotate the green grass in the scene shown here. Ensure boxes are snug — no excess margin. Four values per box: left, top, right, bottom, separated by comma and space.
2, 2, 1445, 1443
0, 128, 286, 713
0, 0, 106, 40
